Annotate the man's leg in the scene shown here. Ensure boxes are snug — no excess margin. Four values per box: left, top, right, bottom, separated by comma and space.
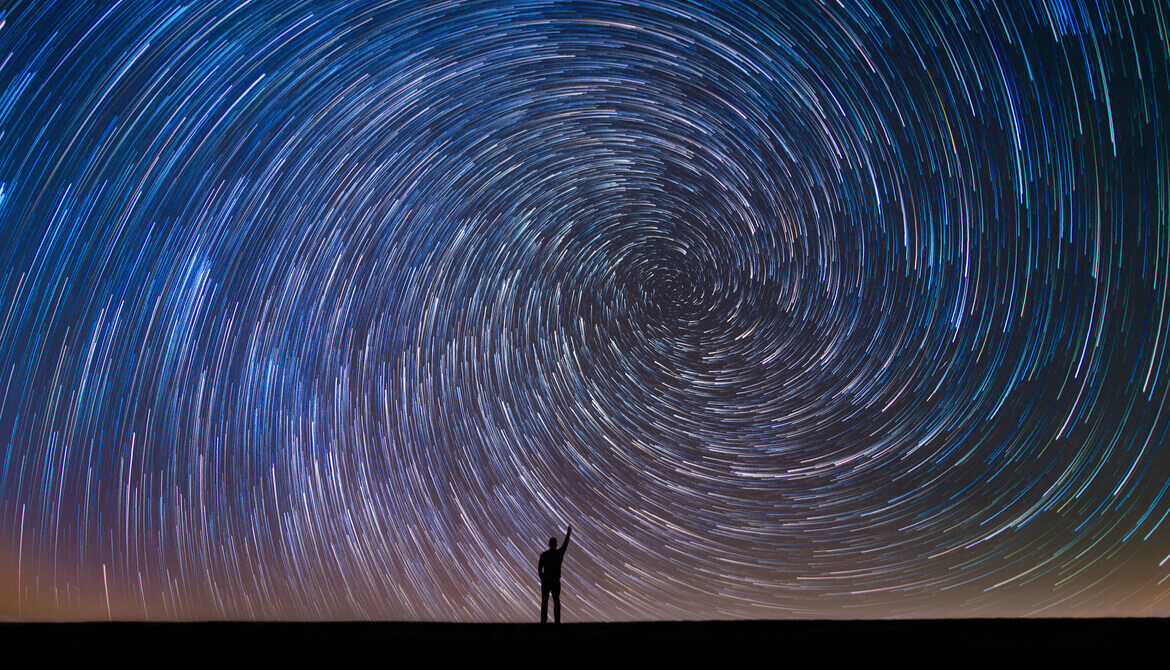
541, 582, 550, 623
552, 582, 561, 624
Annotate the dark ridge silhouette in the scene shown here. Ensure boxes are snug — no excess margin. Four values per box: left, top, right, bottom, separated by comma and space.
1, 619, 1164, 664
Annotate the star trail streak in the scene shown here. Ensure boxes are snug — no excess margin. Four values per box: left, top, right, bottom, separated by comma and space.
1, 0, 1169, 621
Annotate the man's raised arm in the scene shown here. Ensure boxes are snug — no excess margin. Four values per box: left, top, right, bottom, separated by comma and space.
560, 525, 572, 554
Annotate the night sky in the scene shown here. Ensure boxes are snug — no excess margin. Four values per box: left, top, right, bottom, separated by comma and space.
1, 0, 1169, 621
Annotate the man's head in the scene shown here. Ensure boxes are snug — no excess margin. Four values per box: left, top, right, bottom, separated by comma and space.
549, 537, 558, 549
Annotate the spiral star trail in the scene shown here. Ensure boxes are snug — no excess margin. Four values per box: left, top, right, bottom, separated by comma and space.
0, 0, 1168, 621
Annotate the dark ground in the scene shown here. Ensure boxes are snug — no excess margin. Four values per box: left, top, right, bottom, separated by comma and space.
1, 618, 1163, 665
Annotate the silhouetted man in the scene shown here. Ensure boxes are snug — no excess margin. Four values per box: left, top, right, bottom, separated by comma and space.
538, 524, 572, 623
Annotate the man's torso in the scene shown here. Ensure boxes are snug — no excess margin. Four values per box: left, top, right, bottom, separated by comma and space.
540, 548, 564, 583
